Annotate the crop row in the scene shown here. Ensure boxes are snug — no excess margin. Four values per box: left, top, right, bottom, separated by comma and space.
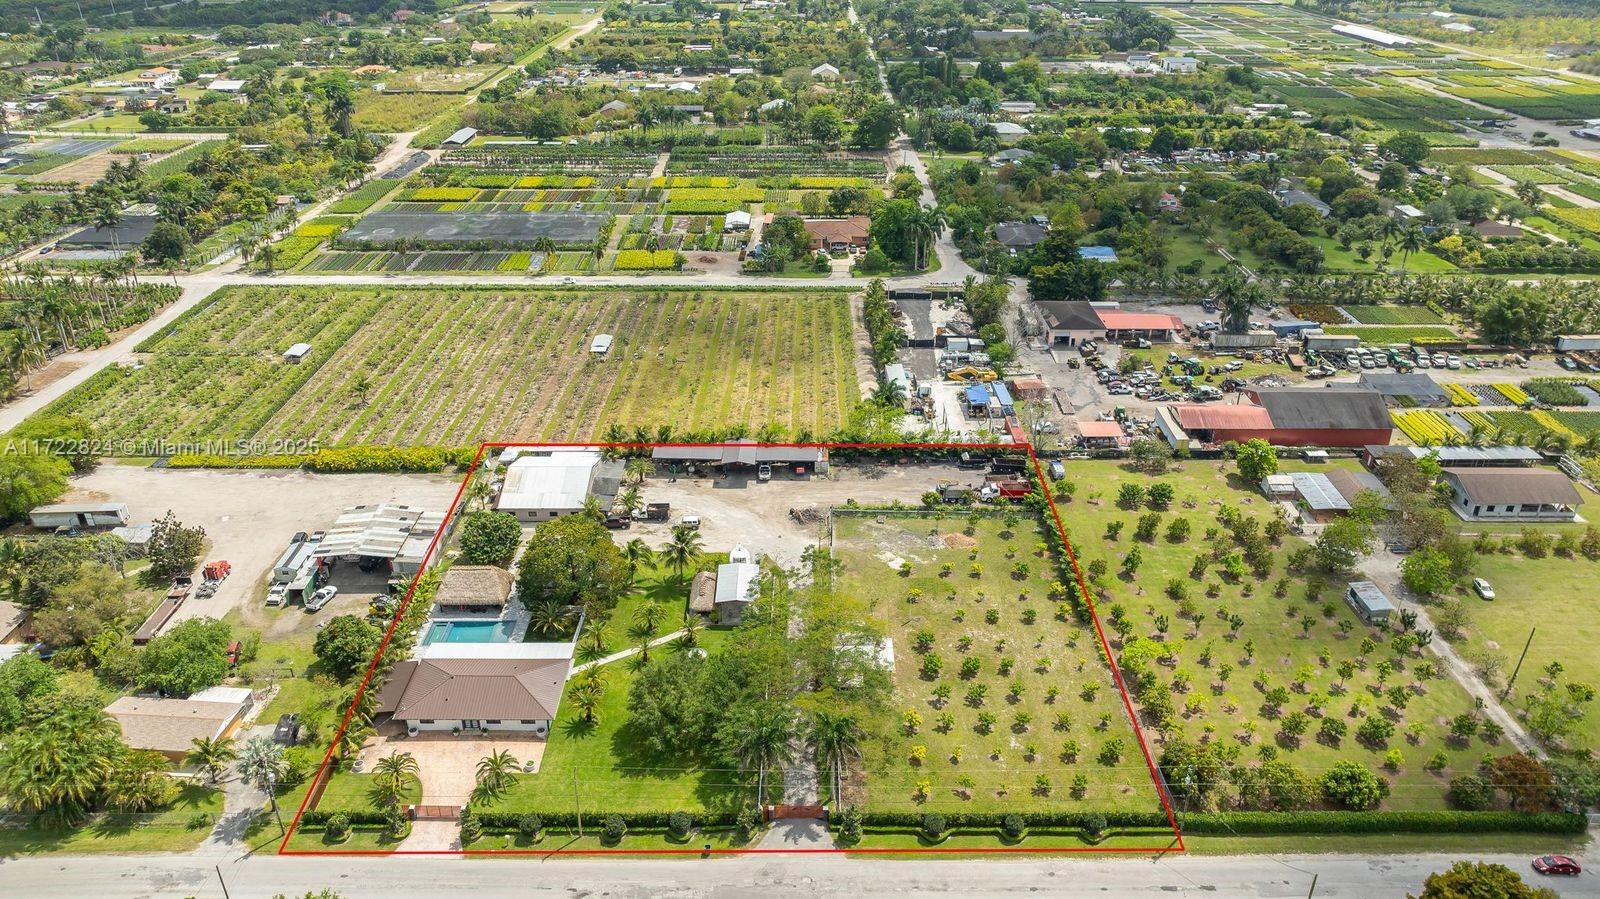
1391, 410, 1460, 445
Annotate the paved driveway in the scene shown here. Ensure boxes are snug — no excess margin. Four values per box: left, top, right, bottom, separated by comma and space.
361, 726, 547, 807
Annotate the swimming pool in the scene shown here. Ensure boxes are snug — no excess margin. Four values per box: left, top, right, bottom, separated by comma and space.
423, 619, 515, 644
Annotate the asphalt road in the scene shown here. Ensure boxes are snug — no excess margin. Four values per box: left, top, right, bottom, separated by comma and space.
2, 849, 1594, 898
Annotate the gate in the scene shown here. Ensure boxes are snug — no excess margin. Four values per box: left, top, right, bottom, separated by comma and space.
411, 805, 461, 821
767, 804, 827, 821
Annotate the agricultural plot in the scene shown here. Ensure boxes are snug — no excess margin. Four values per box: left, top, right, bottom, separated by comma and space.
1341, 305, 1449, 326
44, 286, 861, 447
338, 210, 609, 249
1060, 460, 1495, 811
830, 512, 1166, 815
1321, 326, 1460, 342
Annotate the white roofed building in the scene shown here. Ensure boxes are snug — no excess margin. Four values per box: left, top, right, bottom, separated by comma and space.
496, 450, 624, 522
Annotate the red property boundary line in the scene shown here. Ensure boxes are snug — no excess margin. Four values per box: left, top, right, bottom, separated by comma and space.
276, 441, 1184, 856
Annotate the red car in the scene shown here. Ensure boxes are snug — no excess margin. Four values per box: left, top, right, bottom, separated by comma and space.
1533, 855, 1581, 876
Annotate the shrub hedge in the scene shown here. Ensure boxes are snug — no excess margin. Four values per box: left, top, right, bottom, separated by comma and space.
853, 810, 1583, 835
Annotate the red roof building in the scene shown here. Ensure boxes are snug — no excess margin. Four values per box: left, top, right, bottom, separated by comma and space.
1096, 310, 1184, 337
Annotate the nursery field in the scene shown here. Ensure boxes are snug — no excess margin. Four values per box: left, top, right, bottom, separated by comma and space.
39, 286, 863, 447
1055, 459, 1495, 811
830, 512, 1167, 816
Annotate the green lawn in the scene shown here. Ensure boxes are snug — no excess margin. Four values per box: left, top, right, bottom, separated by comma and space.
830, 512, 1165, 815
0, 784, 222, 855
315, 770, 423, 815
1184, 830, 1588, 856
1058, 459, 1493, 811
842, 829, 1174, 853
477, 625, 753, 817
1449, 550, 1600, 752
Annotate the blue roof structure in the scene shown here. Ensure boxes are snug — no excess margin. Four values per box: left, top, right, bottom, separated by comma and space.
992, 382, 1014, 410
1078, 246, 1118, 262
964, 385, 990, 405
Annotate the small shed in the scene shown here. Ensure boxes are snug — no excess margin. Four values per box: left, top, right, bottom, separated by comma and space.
284, 343, 312, 364
1345, 581, 1396, 623
29, 502, 129, 529
724, 210, 752, 231
442, 127, 478, 147
589, 334, 613, 356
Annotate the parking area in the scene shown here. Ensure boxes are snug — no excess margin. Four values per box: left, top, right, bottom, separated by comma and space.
614, 461, 1000, 567
62, 464, 463, 638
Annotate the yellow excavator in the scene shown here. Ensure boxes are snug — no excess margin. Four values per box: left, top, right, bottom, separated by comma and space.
945, 366, 998, 382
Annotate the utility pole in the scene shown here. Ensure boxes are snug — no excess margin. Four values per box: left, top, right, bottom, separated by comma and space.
215, 865, 232, 899
1502, 627, 1536, 701
1306, 873, 1318, 898
573, 768, 583, 836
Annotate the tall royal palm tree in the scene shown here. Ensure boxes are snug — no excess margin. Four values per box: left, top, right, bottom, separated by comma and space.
808, 708, 864, 805
1214, 273, 1252, 334
185, 735, 237, 785
661, 526, 703, 581
372, 751, 420, 810
722, 703, 796, 804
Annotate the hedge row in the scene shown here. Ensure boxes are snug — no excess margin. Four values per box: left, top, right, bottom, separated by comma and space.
168, 445, 477, 472
857, 810, 1584, 835
474, 810, 740, 830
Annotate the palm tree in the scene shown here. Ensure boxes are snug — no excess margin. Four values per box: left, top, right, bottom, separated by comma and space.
625, 458, 655, 485
622, 538, 654, 579
527, 598, 573, 638
463, 476, 493, 512
906, 204, 945, 271
722, 703, 796, 803
678, 613, 703, 649
808, 708, 864, 804
873, 378, 906, 408
661, 526, 703, 581
258, 242, 279, 273
576, 620, 610, 663
472, 749, 521, 803
237, 736, 288, 791
633, 599, 664, 636
372, 751, 420, 810
185, 735, 237, 785
1398, 225, 1425, 273
617, 484, 643, 517
568, 676, 604, 725
1215, 273, 1251, 334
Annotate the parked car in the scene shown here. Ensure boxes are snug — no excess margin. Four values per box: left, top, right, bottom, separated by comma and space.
1533, 855, 1581, 876
757, 463, 772, 482
680, 516, 701, 530
305, 585, 337, 612
266, 584, 287, 607
1473, 578, 1495, 600
1048, 459, 1066, 480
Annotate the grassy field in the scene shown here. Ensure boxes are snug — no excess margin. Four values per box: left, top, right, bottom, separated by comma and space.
1058, 459, 1492, 811
40, 286, 863, 447
829, 512, 1166, 816
1449, 550, 1600, 753
351, 93, 470, 133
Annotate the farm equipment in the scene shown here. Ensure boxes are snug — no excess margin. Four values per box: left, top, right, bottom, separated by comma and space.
945, 366, 997, 382
203, 560, 232, 583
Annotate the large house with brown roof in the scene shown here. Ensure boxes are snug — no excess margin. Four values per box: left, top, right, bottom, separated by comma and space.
802, 216, 870, 253
377, 656, 569, 736
1442, 467, 1583, 522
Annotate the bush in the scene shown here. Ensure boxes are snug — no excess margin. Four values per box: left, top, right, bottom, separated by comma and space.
1000, 813, 1025, 840
458, 510, 522, 565
459, 809, 481, 844
922, 812, 946, 839
668, 811, 693, 840
326, 813, 351, 841
1320, 761, 1390, 811
836, 806, 862, 844
737, 806, 763, 841
601, 814, 627, 845
517, 813, 543, 839
1449, 774, 1496, 811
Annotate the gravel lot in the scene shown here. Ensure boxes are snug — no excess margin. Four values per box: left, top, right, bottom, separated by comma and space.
617, 461, 997, 567
63, 464, 463, 636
